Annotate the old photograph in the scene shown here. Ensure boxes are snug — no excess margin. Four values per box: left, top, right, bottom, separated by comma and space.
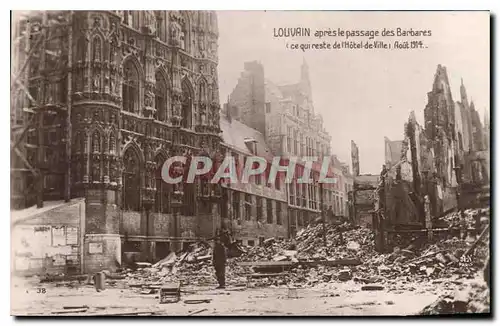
10, 10, 490, 316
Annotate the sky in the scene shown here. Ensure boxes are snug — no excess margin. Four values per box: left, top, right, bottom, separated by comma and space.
216, 11, 490, 174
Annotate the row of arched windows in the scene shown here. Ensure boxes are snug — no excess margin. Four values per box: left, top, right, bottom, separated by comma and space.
121, 149, 196, 214
121, 58, 203, 129
76, 34, 213, 128
73, 130, 117, 155
76, 35, 106, 63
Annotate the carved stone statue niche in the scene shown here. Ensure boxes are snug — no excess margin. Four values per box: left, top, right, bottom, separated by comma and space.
170, 20, 182, 47
144, 11, 157, 34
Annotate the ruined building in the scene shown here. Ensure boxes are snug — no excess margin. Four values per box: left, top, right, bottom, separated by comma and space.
11, 11, 224, 272
380, 65, 490, 233
350, 140, 380, 227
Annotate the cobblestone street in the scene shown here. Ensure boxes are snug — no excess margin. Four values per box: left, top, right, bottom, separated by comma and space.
11, 275, 483, 316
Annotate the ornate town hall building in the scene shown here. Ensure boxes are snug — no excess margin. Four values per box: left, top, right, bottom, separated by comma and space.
11, 11, 223, 271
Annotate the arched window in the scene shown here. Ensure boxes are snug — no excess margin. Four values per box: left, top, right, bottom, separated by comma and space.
92, 36, 102, 62
181, 79, 193, 128
122, 60, 140, 113
122, 148, 141, 211
155, 154, 171, 214
155, 72, 168, 122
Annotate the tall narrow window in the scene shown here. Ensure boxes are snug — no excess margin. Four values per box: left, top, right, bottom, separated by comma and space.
276, 202, 282, 225
123, 148, 141, 211
256, 197, 263, 221
300, 133, 304, 156
182, 183, 195, 216
245, 194, 252, 221
289, 182, 295, 206
122, 60, 139, 113
181, 79, 193, 128
287, 127, 292, 153
293, 130, 299, 155
231, 152, 239, 181
302, 184, 307, 207
232, 192, 240, 220
295, 182, 300, 206
266, 199, 273, 224
155, 72, 168, 122
198, 82, 207, 125
275, 171, 281, 190
155, 155, 171, 213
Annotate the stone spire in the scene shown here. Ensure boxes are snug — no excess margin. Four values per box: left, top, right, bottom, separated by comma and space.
460, 77, 469, 108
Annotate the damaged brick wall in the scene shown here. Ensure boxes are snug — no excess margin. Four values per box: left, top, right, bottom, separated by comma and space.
228, 61, 267, 137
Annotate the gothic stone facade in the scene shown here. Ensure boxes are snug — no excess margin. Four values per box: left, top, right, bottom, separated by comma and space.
68, 11, 223, 271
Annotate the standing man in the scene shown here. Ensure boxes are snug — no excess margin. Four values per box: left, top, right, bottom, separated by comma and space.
213, 236, 227, 289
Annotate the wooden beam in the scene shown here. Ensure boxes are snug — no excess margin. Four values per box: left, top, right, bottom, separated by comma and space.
12, 147, 38, 177
10, 32, 45, 90
64, 11, 73, 202
10, 114, 36, 152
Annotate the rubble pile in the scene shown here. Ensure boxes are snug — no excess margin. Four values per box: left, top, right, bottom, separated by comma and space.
119, 208, 489, 289
420, 282, 490, 315
436, 208, 490, 229
122, 242, 249, 287
294, 223, 375, 262
358, 238, 476, 283
234, 238, 295, 262
236, 222, 376, 263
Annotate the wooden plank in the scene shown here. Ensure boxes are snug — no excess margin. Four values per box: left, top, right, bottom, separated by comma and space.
187, 308, 208, 316
248, 272, 288, 279
51, 308, 88, 314
237, 261, 294, 267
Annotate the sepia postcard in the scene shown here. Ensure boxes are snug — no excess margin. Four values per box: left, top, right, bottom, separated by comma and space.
10, 10, 491, 317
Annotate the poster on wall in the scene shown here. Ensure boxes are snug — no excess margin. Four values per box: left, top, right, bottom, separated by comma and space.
32, 226, 52, 258
52, 226, 66, 246
66, 227, 78, 245
13, 226, 35, 257
89, 242, 103, 254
